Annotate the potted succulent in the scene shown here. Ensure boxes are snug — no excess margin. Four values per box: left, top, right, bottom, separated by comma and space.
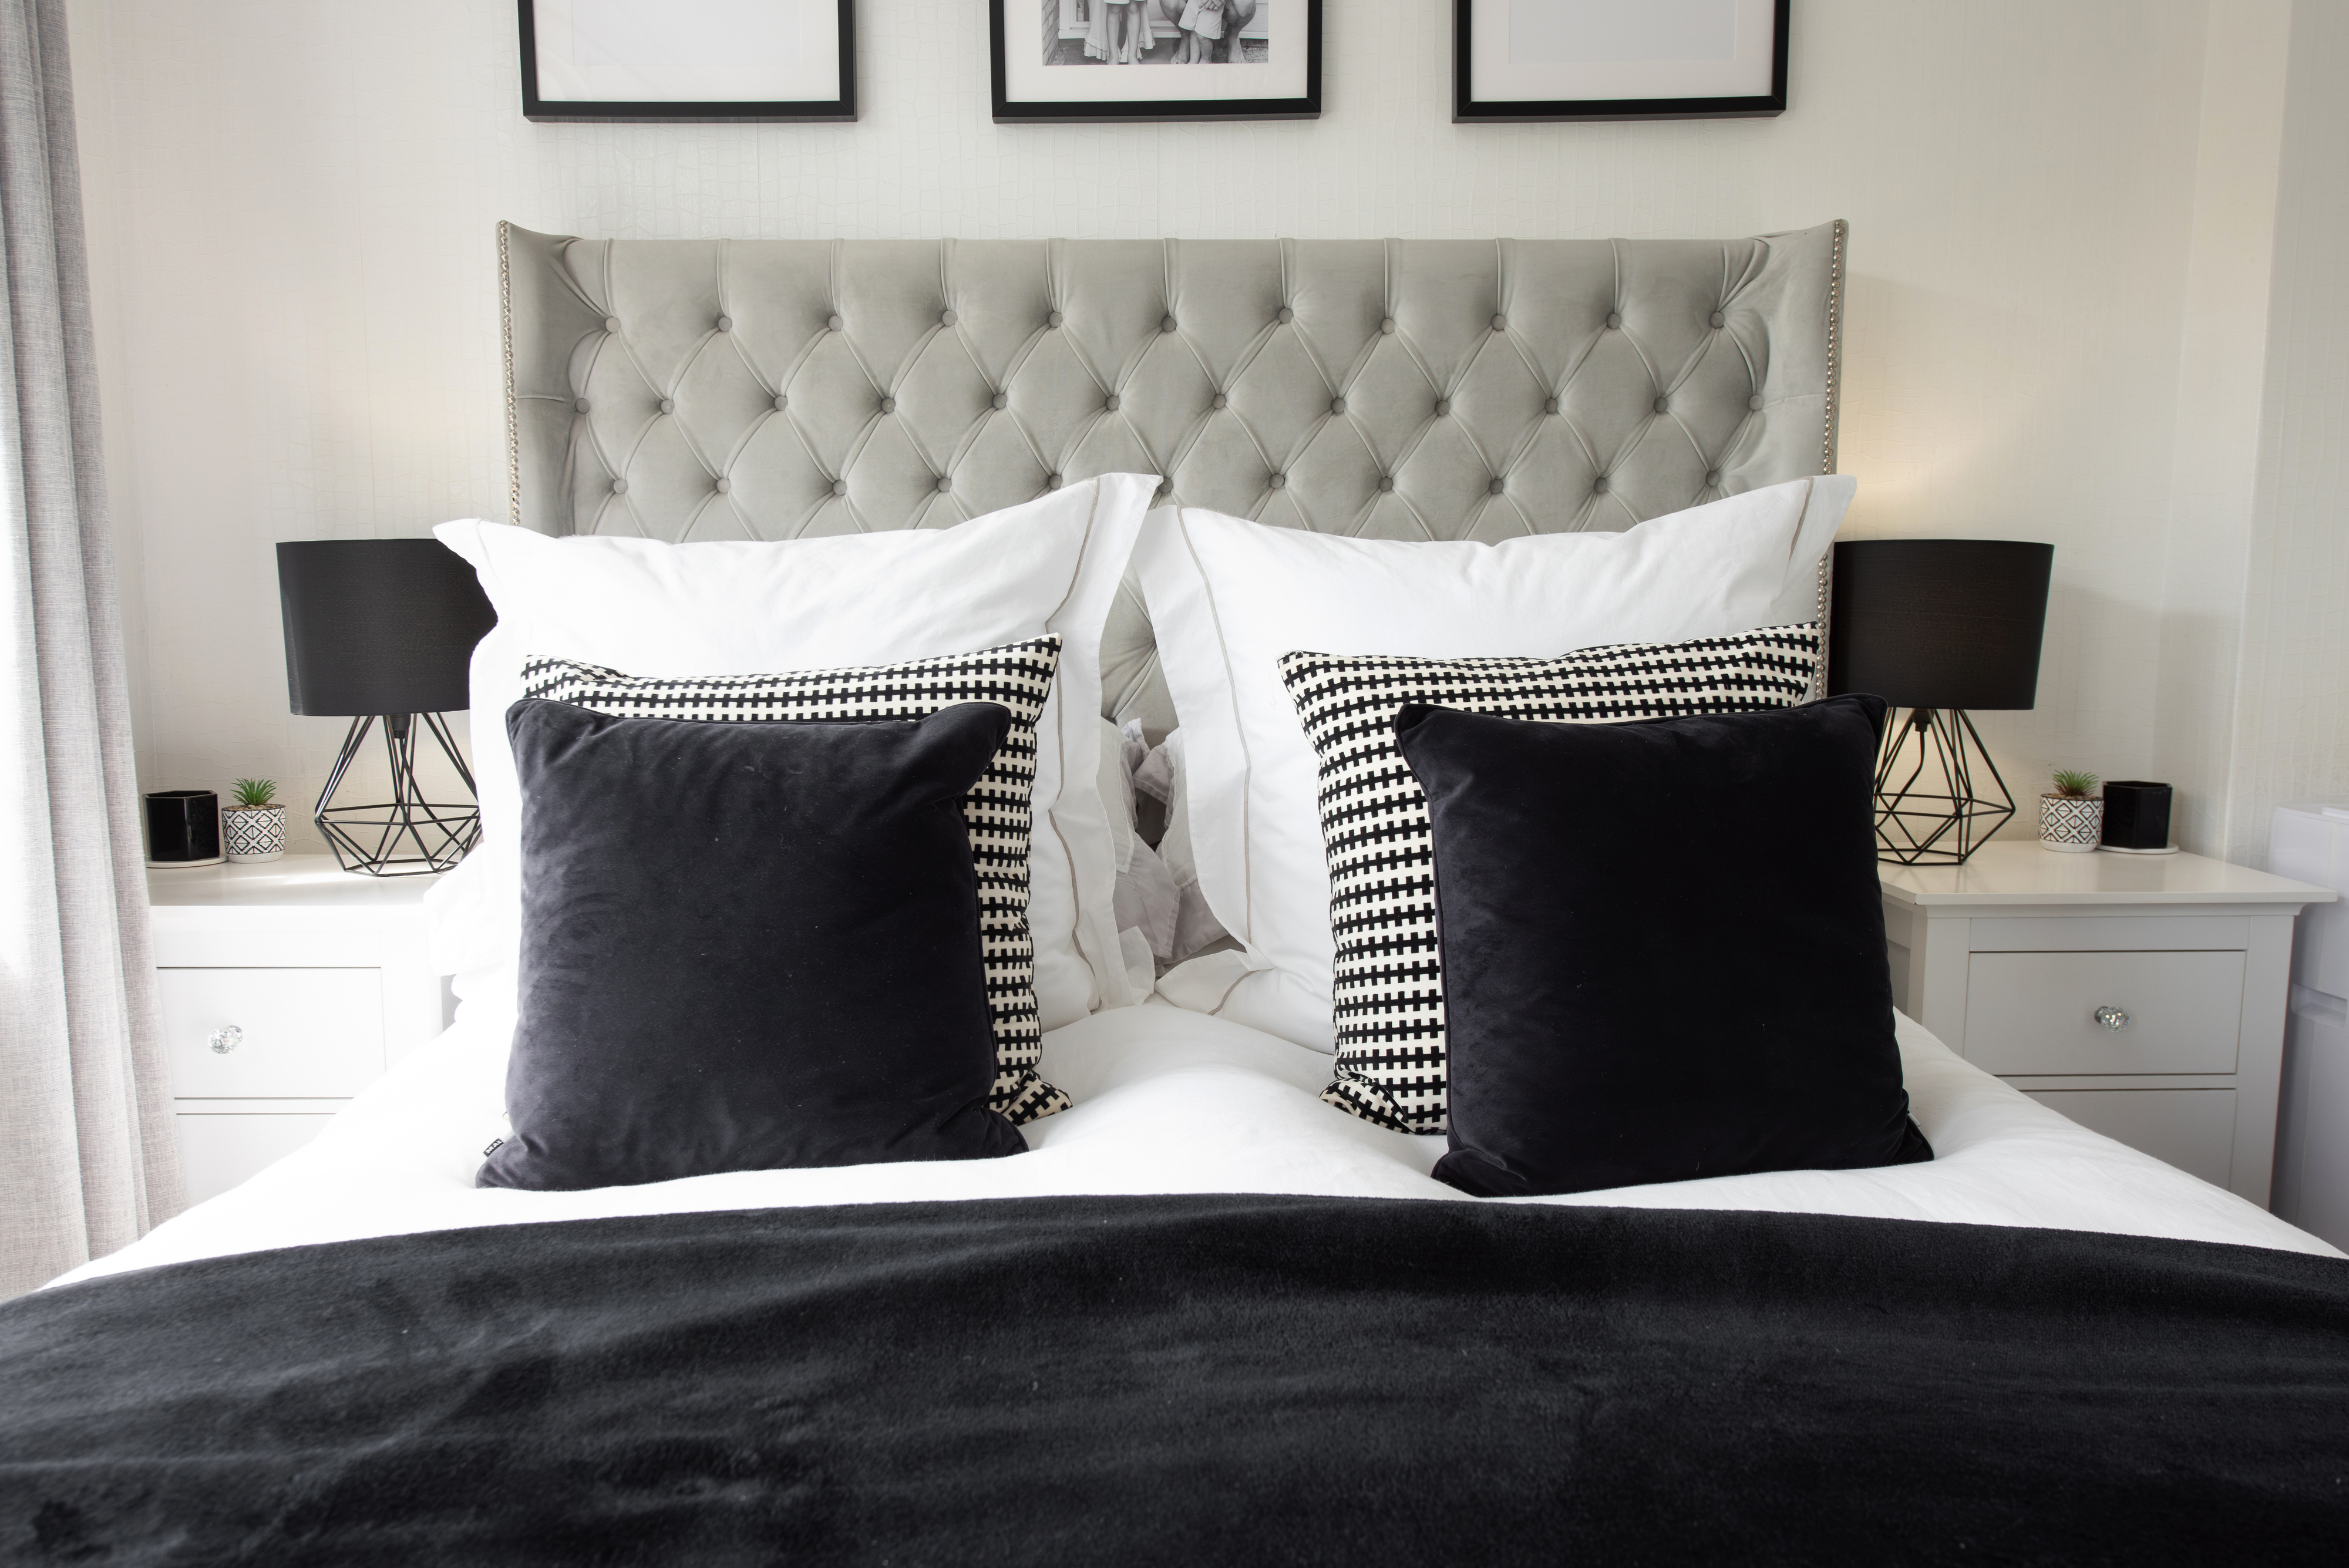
2040, 769, 2103, 853
222, 777, 288, 863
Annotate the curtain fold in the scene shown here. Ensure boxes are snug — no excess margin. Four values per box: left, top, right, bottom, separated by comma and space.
0, 0, 180, 1299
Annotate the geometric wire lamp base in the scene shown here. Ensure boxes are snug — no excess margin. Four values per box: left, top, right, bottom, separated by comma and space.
315, 711, 480, 877
1872, 706, 2015, 866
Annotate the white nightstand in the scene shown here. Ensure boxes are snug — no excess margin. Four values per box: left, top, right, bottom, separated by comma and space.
147, 855, 447, 1203
1880, 842, 2335, 1203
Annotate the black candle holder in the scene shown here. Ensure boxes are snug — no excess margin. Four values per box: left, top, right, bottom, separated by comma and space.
2101, 780, 2175, 852
144, 789, 223, 867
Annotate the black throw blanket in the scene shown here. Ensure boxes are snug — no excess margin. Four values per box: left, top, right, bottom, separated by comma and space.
4, 1195, 2347, 1564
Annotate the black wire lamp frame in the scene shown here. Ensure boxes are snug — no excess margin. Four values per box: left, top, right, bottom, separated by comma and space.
312, 712, 482, 877
1870, 706, 2017, 866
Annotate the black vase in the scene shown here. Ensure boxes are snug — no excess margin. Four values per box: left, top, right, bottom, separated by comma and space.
145, 790, 223, 866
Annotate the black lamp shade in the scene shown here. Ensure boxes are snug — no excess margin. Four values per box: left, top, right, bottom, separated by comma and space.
277, 539, 496, 716
1827, 540, 2053, 711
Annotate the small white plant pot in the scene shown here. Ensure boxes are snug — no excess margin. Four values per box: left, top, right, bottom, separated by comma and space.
223, 804, 288, 862
2039, 795, 2103, 853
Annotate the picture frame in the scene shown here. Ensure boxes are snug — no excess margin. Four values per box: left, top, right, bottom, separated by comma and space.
518, 0, 857, 124
991, 1, 1322, 124
1453, 0, 1788, 124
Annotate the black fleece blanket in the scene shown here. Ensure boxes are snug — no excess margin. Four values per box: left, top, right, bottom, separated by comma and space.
4, 1195, 2347, 1565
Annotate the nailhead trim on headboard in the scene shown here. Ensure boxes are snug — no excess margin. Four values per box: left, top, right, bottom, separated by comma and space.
1809, 217, 1848, 700
500, 221, 520, 531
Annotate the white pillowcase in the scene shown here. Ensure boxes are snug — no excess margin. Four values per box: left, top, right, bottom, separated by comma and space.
432, 473, 1157, 1028
1133, 475, 1856, 1049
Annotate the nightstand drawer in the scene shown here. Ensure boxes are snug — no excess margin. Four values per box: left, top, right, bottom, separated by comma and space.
176, 1109, 342, 1204
2025, 1088, 2236, 1188
1963, 950, 2244, 1075
159, 968, 386, 1098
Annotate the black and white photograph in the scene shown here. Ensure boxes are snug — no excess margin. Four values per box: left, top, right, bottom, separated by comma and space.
1454, 0, 1789, 122
991, 0, 1320, 121
519, 0, 857, 122
1040, 0, 1270, 67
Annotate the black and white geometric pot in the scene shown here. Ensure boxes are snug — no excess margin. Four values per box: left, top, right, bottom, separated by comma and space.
2038, 794, 2103, 853
223, 804, 288, 862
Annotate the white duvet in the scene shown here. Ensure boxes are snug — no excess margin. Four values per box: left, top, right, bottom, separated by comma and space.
58, 1003, 2338, 1288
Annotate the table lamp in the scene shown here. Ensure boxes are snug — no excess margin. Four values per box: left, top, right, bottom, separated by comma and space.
1826, 539, 2054, 866
276, 539, 497, 876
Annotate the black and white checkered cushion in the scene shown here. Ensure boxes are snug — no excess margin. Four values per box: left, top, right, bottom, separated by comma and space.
1280, 625, 1824, 1134
520, 637, 1070, 1126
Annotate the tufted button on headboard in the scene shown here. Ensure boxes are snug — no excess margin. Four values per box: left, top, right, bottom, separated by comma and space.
502, 223, 1845, 735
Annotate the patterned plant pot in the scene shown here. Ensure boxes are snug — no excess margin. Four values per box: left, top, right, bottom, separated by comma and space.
223, 804, 288, 862
2039, 794, 2104, 853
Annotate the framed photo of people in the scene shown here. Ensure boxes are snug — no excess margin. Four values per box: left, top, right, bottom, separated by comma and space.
519, 0, 857, 123
1453, 0, 1789, 123
992, 1, 1322, 123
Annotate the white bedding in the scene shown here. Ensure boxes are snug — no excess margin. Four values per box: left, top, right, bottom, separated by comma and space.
59, 1005, 2337, 1287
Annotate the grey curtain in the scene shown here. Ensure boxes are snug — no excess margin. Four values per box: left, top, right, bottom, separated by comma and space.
0, 0, 180, 1298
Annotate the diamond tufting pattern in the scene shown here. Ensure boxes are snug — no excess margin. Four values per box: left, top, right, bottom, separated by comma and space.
504, 224, 1843, 733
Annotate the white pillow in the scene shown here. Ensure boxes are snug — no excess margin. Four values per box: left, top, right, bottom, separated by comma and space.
1132, 475, 1855, 1049
433, 473, 1158, 1028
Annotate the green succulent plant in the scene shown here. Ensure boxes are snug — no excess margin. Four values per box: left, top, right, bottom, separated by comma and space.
228, 777, 278, 809
2050, 769, 2099, 799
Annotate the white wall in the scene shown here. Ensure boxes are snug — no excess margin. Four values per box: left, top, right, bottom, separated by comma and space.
61, 0, 2303, 853
2221, 0, 2349, 867
2150, 0, 2291, 857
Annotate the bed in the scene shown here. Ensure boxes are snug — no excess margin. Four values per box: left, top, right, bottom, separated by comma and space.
6, 224, 2347, 1563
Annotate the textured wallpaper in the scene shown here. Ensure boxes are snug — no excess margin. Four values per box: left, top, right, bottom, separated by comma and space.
2224, 1, 2349, 866
65, 0, 2314, 857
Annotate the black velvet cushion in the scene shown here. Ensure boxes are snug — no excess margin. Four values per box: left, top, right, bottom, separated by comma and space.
480, 699, 1027, 1192
1395, 694, 1931, 1199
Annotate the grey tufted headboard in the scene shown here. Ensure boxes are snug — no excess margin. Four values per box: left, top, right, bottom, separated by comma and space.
500, 221, 1845, 735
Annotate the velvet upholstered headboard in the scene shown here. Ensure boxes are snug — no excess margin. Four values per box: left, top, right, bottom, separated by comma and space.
499, 221, 1846, 735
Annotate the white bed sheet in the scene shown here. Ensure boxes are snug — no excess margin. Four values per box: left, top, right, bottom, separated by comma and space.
57, 1004, 2337, 1288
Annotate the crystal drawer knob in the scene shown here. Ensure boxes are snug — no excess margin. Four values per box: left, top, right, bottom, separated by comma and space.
2094, 1006, 2131, 1032
209, 1024, 244, 1055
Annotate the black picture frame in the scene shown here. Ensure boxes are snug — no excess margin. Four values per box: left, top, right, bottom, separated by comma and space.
518, 0, 857, 124
990, 1, 1322, 125
1453, 0, 1788, 124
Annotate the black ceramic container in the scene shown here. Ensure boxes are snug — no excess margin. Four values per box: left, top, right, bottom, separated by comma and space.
2100, 781, 2173, 851
144, 789, 223, 866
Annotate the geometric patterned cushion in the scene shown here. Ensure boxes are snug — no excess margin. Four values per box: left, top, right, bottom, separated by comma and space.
519, 637, 1070, 1126
1278, 624, 1824, 1134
